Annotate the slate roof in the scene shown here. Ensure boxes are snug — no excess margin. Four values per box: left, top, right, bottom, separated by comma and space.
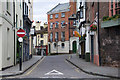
47, 3, 70, 14
35, 27, 48, 34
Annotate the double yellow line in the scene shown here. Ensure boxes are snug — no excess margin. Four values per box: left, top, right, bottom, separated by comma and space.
25, 57, 45, 76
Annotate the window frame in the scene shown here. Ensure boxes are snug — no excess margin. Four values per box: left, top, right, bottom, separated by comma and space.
50, 14, 53, 19
50, 22, 53, 29
61, 43, 65, 48
61, 21, 65, 28
61, 13, 65, 18
41, 34, 43, 38
55, 14, 59, 18
55, 32, 59, 41
55, 21, 59, 28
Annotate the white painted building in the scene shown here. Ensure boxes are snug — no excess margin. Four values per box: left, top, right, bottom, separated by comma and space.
76, 0, 87, 58
0, 0, 14, 70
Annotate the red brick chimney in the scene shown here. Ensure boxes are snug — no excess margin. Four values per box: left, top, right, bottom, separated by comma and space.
69, 0, 77, 15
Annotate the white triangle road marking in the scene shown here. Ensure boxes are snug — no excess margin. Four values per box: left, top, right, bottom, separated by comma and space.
45, 69, 63, 75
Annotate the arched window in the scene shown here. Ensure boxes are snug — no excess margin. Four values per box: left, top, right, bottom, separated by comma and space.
61, 43, 65, 48
54, 43, 56, 48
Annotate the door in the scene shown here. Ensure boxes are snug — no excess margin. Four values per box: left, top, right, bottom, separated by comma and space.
72, 41, 77, 53
49, 44, 51, 54
91, 35, 94, 62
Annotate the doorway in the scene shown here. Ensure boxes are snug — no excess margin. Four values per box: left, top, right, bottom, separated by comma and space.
72, 41, 77, 53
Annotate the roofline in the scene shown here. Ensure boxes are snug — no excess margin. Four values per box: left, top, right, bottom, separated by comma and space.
47, 2, 69, 14
47, 3, 60, 14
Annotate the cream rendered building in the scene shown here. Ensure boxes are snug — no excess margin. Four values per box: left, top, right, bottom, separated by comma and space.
15, 0, 24, 64
33, 22, 48, 55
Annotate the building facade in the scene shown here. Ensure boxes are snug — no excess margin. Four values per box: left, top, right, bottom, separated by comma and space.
35, 23, 48, 56
77, 0, 120, 67
0, 1, 14, 70
47, 0, 78, 55
23, 0, 33, 61
100, 0, 120, 67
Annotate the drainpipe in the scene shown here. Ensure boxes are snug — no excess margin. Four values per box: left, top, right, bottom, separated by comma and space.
69, 20, 70, 54
97, 1, 101, 66
13, 0, 16, 66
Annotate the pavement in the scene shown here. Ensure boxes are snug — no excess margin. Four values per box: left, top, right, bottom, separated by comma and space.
66, 54, 120, 79
0, 55, 43, 77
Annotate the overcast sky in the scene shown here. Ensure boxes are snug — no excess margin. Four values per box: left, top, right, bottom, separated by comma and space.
33, 0, 69, 23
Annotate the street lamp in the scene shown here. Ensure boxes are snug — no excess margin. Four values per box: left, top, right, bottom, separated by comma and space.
68, 14, 76, 54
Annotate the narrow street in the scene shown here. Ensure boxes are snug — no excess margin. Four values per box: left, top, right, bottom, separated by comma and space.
5, 55, 106, 79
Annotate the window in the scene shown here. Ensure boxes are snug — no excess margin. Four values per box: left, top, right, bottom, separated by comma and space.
20, 0, 22, 9
61, 21, 65, 28
115, 0, 118, 8
55, 14, 59, 18
111, 9, 113, 16
50, 33, 53, 42
50, 15, 53, 19
27, 6, 28, 15
55, 32, 59, 41
50, 22, 53, 29
28, 0, 31, 4
61, 32, 65, 39
111, 0, 113, 9
41, 34, 43, 38
54, 43, 56, 48
61, 32, 65, 41
80, 8, 84, 19
20, 20, 22, 28
16, 15, 18, 28
41, 26, 43, 30
6, 0, 11, 15
61, 13, 65, 17
55, 21, 59, 28
6, 0, 9, 11
41, 40, 44, 45
73, 20, 76, 26
61, 43, 65, 48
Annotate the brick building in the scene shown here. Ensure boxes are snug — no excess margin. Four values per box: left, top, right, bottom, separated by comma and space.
47, 0, 78, 54
83, 1, 120, 66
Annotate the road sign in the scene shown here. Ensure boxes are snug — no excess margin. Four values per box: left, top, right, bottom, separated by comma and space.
17, 29, 26, 37
45, 69, 63, 75
18, 37, 23, 42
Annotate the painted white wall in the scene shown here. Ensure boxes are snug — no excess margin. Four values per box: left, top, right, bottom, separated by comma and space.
0, 1, 2, 25
85, 23, 90, 53
50, 41, 69, 54
70, 37, 79, 51
0, 1, 14, 70
15, 0, 24, 64
0, 20, 2, 70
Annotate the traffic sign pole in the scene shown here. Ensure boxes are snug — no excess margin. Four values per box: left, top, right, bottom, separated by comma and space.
17, 29, 25, 71
19, 42, 22, 71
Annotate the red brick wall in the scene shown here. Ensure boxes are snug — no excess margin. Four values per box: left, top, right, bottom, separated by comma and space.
48, 1, 76, 42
